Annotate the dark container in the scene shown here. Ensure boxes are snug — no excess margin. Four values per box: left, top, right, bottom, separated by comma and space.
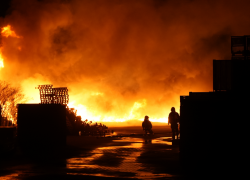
213, 60, 250, 92
17, 104, 66, 159
180, 91, 246, 178
0, 126, 17, 155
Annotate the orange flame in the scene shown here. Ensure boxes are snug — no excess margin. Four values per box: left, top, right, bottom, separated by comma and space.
68, 100, 169, 124
0, 25, 22, 69
1, 25, 21, 38
0, 25, 22, 68
0, 48, 4, 68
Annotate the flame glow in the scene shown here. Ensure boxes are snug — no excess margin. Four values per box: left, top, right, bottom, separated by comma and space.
2, 0, 246, 126
0, 25, 21, 69
1, 25, 21, 38
0, 48, 4, 68
68, 99, 168, 124
128, 100, 147, 120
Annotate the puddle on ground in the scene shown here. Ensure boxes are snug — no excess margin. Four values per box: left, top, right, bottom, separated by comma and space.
67, 136, 175, 179
152, 137, 173, 145
0, 137, 175, 179
113, 136, 172, 145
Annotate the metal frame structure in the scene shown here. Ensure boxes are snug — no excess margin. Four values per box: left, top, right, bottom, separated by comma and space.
231, 35, 250, 60
36, 85, 69, 105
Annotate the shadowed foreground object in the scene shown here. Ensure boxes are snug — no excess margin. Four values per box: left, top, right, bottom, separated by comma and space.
180, 36, 250, 178
17, 104, 67, 160
0, 126, 182, 179
180, 92, 247, 177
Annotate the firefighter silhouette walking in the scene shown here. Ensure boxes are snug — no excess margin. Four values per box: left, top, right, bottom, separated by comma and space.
168, 107, 180, 140
142, 115, 153, 136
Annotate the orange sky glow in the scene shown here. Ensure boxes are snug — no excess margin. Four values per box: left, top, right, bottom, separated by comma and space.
1, 0, 249, 126
0, 48, 4, 68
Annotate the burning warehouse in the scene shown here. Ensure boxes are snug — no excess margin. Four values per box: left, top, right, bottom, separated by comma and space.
180, 35, 250, 177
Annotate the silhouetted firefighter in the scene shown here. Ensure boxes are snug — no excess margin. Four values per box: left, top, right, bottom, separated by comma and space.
142, 115, 153, 135
168, 107, 180, 140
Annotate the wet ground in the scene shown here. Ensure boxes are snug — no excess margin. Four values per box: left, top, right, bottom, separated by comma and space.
0, 126, 182, 179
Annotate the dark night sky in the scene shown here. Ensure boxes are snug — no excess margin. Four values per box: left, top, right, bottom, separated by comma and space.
0, 0, 11, 17
0, 0, 249, 123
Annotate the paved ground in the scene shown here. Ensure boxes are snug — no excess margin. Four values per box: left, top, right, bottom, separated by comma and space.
0, 126, 183, 180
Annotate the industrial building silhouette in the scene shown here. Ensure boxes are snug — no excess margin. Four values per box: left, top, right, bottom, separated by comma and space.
180, 36, 249, 177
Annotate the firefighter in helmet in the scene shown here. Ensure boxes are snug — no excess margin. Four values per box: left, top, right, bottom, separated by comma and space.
168, 107, 180, 140
142, 115, 153, 135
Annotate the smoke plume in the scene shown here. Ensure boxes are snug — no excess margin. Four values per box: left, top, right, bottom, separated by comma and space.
0, 0, 249, 123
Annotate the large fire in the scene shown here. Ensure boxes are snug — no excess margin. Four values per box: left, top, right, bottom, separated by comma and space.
68, 100, 168, 123
3, 0, 242, 126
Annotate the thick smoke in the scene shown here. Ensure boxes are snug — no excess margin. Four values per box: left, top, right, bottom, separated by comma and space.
0, 0, 249, 123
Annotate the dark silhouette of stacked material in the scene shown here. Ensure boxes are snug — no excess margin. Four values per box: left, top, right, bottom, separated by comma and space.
180, 36, 249, 178
16, 85, 69, 161
16, 84, 111, 163
17, 104, 67, 161
36, 84, 69, 105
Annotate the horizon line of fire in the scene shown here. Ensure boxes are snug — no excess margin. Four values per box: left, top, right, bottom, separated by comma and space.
0, 24, 170, 126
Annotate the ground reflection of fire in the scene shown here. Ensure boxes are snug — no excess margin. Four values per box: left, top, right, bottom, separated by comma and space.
67, 137, 174, 179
